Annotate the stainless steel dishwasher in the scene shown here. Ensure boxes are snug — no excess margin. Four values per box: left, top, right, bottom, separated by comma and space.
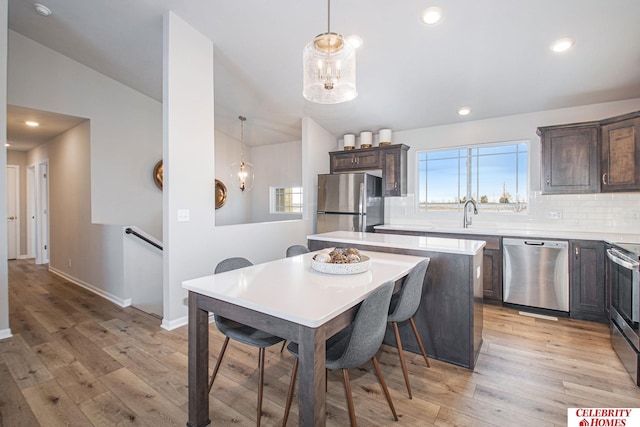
503, 238, 569, 312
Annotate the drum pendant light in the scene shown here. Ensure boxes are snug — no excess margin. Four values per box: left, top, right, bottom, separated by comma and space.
302, 0, 357, 104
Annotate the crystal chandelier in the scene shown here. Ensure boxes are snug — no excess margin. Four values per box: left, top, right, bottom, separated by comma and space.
230, 116, 254, 192
302, 0, 357, 104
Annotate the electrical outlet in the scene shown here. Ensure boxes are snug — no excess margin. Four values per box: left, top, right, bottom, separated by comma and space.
632, 211, 640, 220
545, 210, 562, 219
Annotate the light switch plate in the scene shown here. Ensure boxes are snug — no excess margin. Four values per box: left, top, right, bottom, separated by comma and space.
177, 209, 190, 222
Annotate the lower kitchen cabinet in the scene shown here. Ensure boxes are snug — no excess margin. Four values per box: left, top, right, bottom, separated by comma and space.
375, 229, 503, 301
482, 237, 503, 301
570, 240, 607, 322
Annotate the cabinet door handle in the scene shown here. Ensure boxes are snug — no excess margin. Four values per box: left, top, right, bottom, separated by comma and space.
602, 173, 608, 185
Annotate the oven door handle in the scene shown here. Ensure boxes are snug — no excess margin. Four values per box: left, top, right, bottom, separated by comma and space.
607, 248, 639, 270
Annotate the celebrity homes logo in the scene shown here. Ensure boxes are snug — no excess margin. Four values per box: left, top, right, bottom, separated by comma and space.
568, 408, 639, 426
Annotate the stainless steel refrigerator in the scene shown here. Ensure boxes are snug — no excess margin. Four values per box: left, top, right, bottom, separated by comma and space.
316, 172, 384, 233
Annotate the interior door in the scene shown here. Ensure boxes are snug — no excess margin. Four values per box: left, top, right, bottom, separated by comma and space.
6, 165, 19, 259
37, 162, 49, 264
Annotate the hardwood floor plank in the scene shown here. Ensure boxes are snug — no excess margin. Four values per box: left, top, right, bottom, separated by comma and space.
78, 391, 148, 426
103, 341, 187, 407
0, 362, 40, 426
0, 334, 53, 389
52, 327, 123, 377
99, 368, 186, 426
7, 309, 53, 347
21, 379, 93, 427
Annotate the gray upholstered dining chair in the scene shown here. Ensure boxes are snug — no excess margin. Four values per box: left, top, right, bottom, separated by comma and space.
286, 244, 310, 257
387, 258, 431, 399
282, 281, 398, 427
210, 257, 284, 427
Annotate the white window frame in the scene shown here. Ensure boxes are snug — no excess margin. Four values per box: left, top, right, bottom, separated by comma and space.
270, 186, 303, 214
416, 140, 529, 214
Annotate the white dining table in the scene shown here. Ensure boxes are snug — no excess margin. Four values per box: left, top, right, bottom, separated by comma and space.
183, 249, 427, 427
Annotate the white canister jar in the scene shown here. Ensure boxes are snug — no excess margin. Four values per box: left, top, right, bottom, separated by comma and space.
379, 129, 392, 146
343, 134, 355, 150
360, 131, 373, 148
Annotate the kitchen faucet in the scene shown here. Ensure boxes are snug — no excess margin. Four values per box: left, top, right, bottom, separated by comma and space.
463, 199, 478, 228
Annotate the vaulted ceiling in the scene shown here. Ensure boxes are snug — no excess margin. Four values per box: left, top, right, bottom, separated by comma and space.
7, 0, 640, 146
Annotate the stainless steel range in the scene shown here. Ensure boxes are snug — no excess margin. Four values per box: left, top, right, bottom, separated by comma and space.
608, 243, 640, 386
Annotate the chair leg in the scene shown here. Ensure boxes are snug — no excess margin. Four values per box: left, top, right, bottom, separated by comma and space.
282, 358, 298, 427
342, 369, 358, 427
409, 316, 431, 368
257, 348, 265, 427
209, 336, 230, 392
372, 356, 398, 422
391, 321, 412, 399
280, 340, 288, 353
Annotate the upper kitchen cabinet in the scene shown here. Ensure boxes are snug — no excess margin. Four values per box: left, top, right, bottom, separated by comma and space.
330, 148, 380, 171
538, 123, 600, 194
330, 144, 409, 196
601, 111, 640, 192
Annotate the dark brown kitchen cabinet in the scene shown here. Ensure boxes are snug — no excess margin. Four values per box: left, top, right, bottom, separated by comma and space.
570, 240, 607, 323
601, 111, 640, 192
330, 149, 380, 171
538, 123, 600, 194
380, 145, 408, 196
481, 236, 503, 301
330, 144, 409, 196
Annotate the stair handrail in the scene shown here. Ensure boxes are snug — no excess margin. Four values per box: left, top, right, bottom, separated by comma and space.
125, 227, 163, 251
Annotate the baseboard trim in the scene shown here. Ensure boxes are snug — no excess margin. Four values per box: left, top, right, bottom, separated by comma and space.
0, 328, 13, 340
49, 267, 131, 308
161, 315, 187, 331
17, 255, 31, 260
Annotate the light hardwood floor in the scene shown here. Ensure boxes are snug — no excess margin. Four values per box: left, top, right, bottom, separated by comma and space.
1, 259, 639, 426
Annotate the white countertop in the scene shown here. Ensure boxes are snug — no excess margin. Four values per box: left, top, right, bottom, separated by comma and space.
375, 224, 640, 244
307, 231, 485, 256
182, 250, 425, 328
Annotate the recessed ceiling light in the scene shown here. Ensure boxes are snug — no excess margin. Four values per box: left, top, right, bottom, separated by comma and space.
457, 107, 471, 116
345, 34, 363, 49
25, 121, 40, 127
421, 7, 442, 25
33, 3, 52, 17
550, 37, 574, 53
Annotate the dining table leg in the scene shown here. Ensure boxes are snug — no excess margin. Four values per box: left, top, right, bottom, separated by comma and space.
188, 292, 211, 427
297, 325, 326, 426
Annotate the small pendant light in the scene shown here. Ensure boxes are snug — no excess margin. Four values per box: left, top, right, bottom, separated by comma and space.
230, 116, 254, 192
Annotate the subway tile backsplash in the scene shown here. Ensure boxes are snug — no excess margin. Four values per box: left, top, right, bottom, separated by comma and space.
386, 191, 640, 235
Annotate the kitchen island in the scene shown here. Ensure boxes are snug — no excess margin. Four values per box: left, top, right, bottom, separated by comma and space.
308, 231, 485, 370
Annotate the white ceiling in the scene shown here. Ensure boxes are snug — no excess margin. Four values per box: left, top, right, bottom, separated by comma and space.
7, 0, 640, 147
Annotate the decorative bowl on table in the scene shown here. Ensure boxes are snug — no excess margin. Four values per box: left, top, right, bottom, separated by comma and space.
311, 248, 371, 275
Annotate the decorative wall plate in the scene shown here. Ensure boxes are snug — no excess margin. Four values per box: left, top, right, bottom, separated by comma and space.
215, 179, 227, 209
153, 160, 163, 190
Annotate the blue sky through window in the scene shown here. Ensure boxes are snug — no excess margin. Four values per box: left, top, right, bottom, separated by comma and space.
418, 141, 528, 212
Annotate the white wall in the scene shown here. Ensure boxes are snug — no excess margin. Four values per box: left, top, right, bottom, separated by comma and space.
249, 140, 302, 223
27, 122, 128, 305
7, 31, 163, 238
385, 98, 640, 234
0, 0, 10, 339
161, 12, 336, 328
